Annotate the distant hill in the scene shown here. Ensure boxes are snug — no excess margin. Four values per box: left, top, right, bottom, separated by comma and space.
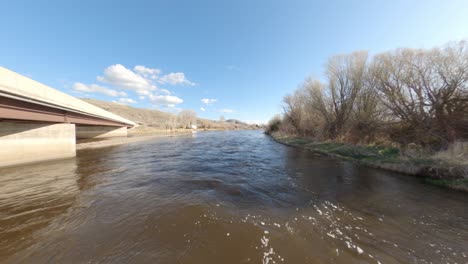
82, 98, 176, 127
82, 98, 259, 132
226, 119, 248, 126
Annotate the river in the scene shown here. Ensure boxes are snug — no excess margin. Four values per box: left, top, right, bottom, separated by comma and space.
0, 131, 467, 263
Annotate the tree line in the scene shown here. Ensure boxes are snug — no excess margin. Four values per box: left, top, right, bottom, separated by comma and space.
268, 41, 468, 151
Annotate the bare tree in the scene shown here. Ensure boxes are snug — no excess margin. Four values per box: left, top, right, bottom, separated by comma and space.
326, 51, 368, 138
178, 110, 197, 129
274, 41, 467, 149
165, 115, 178, 130
427, 42, 468, 142
282, 92, 303, 134
266, 114, 282, 134
198, 120, 211, 129
371, 41, 468, 146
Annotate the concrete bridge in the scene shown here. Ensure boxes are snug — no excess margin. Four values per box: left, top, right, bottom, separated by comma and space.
0, 67, 136, 167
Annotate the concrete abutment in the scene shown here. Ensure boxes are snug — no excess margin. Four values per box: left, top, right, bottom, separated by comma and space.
0, 122, 76, 167
0, 122, 129, 168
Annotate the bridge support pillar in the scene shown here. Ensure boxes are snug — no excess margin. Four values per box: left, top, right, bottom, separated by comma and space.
76, 125, 127, 139
0, 122, 76, 167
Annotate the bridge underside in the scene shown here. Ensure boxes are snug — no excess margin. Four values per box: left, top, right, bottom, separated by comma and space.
0, 96, 131, 168
0, 96, 130, 127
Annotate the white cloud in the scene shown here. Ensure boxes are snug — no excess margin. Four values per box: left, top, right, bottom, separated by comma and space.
200, 107, 206, 112
149, 94, 183, 107
73, 82, 127, 97
134, 65, 160, 80
220, 109, 234, 113
201, 98, 217, 104
74, 64, 194, 106
160, 88, 171, 95
97, 64, 156, 92
159, 72, 195, 86
135, 89, 152, 96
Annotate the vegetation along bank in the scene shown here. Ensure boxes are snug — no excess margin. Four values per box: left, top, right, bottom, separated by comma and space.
267, 41, 468, 191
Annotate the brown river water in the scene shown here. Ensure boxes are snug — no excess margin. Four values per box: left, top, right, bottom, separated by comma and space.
0, 131, 467, 263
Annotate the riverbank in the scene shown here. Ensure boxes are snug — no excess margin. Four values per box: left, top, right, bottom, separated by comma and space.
269, 133, 468, 192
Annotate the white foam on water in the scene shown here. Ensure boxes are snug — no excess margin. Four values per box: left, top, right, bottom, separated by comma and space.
260, 235, 279, 264
356, 246, 364, 254
335, 228, 343, 235
285, 222, 294, 234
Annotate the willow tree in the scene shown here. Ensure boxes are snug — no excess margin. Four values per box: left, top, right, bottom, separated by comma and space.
326, 51, 368, 138
371, 41, 468, 146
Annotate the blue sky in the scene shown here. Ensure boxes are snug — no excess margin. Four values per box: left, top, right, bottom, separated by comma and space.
1, 0, 468, 124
